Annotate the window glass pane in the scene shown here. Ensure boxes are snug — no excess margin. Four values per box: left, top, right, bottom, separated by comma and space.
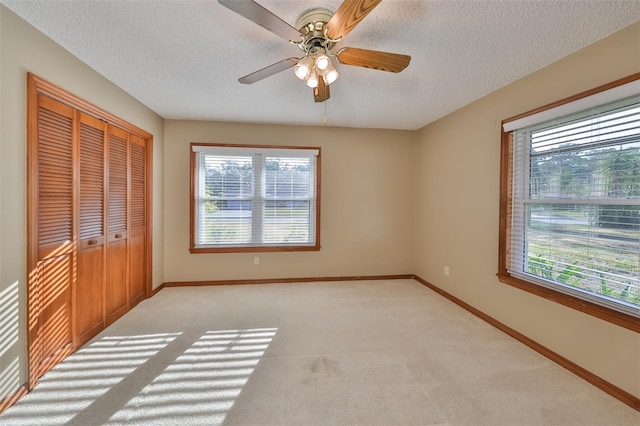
524, 203, 639, 306
530, 141, 640, 199
199, 200, 252, 244
265, 157, 311, 198
263, 200, 311, 243
529, 102, 640, 200
204, 156, 252, 199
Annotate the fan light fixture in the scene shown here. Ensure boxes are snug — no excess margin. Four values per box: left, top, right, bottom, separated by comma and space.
295, 47, 339, 88
220, 1, 412, 104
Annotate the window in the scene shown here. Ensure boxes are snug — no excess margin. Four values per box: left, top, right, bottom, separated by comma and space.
499, 75, 640, 329
190, 144, 320, 252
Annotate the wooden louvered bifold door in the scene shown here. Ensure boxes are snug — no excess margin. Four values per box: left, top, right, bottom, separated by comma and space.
76, 112, 106, 346
30, 95, 75, 382
129, 134, 147, 307
105, 126, 129, 324
28, 73, 152, 388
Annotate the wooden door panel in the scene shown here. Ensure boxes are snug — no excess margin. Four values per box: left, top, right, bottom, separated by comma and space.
106, 239, 128, 324
76, 113, 106, 345
129, 234, 146, 306
37, 253, 73, 377
30, 94, 75, 383
76, 247, 105, 345
106, 126, 129, 323
129, 135, 147, 305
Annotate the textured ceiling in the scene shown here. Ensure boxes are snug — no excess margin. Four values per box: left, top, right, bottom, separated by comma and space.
4, 1, 640, 130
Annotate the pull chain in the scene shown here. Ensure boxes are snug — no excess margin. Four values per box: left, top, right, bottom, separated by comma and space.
323, 101, 328, 125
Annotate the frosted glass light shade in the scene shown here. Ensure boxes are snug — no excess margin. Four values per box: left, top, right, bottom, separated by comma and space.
323, 67, 339, 85
294, 56, 312, 80
315, 53, 330, 71
305, 70, 319, 88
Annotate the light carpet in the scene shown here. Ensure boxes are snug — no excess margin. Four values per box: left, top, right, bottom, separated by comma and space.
1, 279, 638, 425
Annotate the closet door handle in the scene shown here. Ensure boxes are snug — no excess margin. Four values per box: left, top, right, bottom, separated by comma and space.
115, 233, 123, 239
87, 239, 98, 246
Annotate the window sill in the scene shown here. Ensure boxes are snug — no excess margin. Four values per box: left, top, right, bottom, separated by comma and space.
189, 244, 320, 254
497, 272, 639, 333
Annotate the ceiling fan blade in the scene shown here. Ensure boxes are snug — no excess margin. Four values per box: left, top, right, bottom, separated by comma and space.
238, 57, 299, 84
313, 78, 330, 103
218, 0, 301, 42
326, 0, 382, 40
337, 47, 411, 73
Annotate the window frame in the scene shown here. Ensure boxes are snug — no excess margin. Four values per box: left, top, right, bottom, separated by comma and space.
498, 73, 640, 332
189, 143, 321, 253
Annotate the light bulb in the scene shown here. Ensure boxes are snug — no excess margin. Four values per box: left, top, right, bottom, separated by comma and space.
294, 63, 310, 80
294, 56, 312, 80
315, 53, 330, 71
306, 70, 319, 88
323, 67, 339, 85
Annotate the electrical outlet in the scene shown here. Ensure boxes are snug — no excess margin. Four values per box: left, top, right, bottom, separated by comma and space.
444, 266, 450, 276
253, 256, 260, 265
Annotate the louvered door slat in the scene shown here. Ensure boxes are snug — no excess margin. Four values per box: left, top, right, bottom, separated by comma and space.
40, 177, 72, 187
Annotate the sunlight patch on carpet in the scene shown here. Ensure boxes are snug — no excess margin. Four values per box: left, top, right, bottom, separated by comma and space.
0, 328, 277, 425
106, 328, 277, 425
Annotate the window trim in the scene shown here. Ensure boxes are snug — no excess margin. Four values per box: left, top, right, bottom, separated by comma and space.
189, 142, 321, 253
498, 73, 640, 333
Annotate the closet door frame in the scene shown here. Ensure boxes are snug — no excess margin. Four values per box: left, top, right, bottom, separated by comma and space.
26, 73, 153, 389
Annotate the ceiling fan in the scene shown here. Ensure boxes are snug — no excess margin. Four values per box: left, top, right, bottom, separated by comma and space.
218, 0, 411, 103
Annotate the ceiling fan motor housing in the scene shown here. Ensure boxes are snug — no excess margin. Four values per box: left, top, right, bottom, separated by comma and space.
295, 8, 336, 52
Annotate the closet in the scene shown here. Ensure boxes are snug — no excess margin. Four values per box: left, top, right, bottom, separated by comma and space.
27, 74, 152, 388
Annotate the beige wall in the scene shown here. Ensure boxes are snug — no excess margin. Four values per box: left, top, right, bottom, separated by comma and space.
413, 22, 640, 398
0, 6, 164, 401
164, 120, 416, 282
1, 2, 638, 408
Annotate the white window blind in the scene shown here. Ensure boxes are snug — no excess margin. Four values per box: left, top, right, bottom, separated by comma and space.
192, 145, 319, 250
503, 79, 640, 132
508, 93, 640, 317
